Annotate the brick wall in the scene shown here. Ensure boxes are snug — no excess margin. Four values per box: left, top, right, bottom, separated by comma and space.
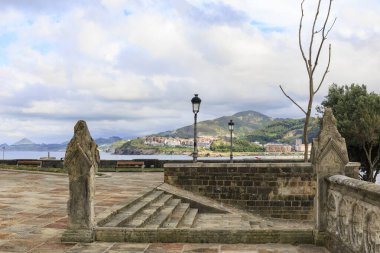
164, 163, 316, 220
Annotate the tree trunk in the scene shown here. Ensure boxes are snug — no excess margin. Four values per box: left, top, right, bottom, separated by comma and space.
303, 86, 313, 162
363, 143, 375, 182
303, 108, 312, 162
374, 168, 380, 183
303, 117, 309, 162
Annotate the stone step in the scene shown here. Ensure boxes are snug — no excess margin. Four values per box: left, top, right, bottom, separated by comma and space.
95, 227, 315, 244
121, 193, 173, 228
194, 213, 251, 229
103, 190, 164, 227
143, 198, 181, 228
177, 208, 198, 228
162, 203, 191, 228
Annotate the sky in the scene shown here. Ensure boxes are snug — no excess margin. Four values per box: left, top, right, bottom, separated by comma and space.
0, 0, 379, 144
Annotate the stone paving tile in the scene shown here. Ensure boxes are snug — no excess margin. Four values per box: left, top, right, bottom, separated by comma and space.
0, 170, 330, 253
221, 244, 260, 252
0, 239, 43, 252
296, 244, 330, 253
64, 242, 114, 253
28, 242, 77, 253
183, 243, 219, 253
108, 243, 149, 253
145, 243, 184, 253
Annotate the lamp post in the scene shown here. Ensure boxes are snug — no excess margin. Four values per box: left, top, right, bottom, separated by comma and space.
191, 94, 201, 163
228, 120, 234, 163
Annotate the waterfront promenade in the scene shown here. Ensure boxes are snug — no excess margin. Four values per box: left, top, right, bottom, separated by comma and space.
0, 170, 329, 252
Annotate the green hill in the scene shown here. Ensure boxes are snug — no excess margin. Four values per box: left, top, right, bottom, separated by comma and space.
158, 110, 273, 138
245, 118, 320, 144
115, 111, 321, 155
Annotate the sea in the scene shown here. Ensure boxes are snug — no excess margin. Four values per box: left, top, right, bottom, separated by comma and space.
1, 151, 191, 161
0, 151, 302, 161
2, 151, 378, 183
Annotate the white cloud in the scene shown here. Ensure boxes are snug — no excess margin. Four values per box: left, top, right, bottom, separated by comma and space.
0, 0, 379, 143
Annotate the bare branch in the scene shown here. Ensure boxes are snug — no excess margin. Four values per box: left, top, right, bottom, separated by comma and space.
326, 17, 337, 37
309, 0, 322, 67
312, 0, 334, 74
315, 27, 323, 34
279, 85, 307, 115
314, 44, 331, 94
299, 0, 310, 75
322, 0, 334, 38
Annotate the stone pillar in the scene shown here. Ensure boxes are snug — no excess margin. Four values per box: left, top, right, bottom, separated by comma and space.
310, 108, 349, 244
61, 120, 100, 243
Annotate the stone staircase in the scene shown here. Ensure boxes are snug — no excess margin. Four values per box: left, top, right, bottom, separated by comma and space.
101, 190, 200, 229
95, 184, 315, 244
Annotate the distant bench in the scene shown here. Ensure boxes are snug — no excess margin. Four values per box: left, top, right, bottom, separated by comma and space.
116, 161, 145, 169
17, 160, 42, 167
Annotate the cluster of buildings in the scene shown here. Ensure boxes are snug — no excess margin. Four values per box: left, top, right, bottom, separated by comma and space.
263, 143, 292, 153
143, 136, 217, 149
144, 136, 311, 153
263, 139, 312, 153
293, 139, 313, 152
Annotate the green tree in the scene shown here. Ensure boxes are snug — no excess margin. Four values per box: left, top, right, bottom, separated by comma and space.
210, 139, 264, 152
318, 84, 380, 182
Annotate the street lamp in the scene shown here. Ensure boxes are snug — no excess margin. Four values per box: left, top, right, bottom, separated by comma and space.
191, 94, 201, 162
228, 120, 234, 163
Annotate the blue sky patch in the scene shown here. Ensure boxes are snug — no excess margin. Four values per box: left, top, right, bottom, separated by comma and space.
250, 20, 285, 33
0, 32, 17, 48
0, 52, 9, 65
123, 9, 132, 16
189, 2, 247, 25
32, 43, 53, 55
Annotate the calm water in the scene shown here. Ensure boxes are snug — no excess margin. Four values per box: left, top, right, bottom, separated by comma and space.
2, 151, 378, 183
1, 151, 302, 161
0, 151, 191, 160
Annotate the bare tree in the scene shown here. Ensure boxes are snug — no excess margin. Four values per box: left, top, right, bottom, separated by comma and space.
280, 0, 336, 162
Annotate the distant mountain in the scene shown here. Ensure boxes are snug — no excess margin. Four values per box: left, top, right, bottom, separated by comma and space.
0, 143, 8, 149
95, 136, 123, 145
158, 110, 273, 138
96, 137, 126, 152
115, 111, 321, 155
245, 118, 320, 144
13, 138, 35, 145
2, 136, 123, 152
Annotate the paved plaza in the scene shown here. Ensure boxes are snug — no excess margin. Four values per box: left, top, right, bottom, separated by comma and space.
0, 170, 329, 252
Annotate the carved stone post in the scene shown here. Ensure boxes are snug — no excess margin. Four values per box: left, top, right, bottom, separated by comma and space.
61, 120, 100, 242
310, 108, 349, 244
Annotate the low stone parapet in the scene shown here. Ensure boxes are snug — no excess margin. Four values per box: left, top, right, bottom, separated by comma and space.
325, 175, 380, 253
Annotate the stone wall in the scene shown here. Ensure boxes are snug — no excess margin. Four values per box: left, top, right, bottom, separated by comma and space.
0, 158, 306, 169
164, 162, 316, 220
324, 175, 380, 253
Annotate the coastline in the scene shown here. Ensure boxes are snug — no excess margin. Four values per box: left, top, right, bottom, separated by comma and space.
115, 149, 305, 158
